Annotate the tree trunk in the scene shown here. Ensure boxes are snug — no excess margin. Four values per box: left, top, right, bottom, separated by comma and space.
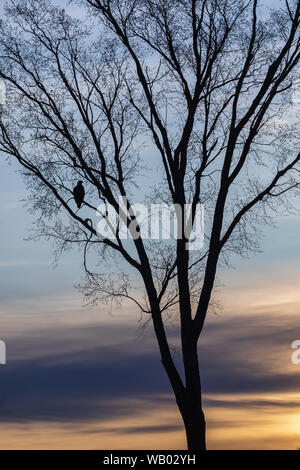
176, 334, 206, 450
179, 394, 206, 450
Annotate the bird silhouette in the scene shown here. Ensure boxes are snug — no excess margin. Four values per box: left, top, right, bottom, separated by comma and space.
73, 180, 85, 208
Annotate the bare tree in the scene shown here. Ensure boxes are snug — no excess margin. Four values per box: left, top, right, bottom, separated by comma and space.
0, 0, 300, 450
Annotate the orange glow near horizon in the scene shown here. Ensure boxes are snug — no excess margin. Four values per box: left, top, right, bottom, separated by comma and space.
2, 393, 300, 449
1, 265, 300, 449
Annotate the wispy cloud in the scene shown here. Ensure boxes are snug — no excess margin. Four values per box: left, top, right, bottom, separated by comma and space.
0, 260, 51, 268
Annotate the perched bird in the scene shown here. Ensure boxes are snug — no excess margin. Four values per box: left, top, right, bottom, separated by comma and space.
73, 180, 85, 208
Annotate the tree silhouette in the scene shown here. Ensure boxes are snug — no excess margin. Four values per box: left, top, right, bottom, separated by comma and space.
1, 0, 300, 450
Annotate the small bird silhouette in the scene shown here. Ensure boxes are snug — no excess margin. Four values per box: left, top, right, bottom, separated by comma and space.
73, 180, 85, 208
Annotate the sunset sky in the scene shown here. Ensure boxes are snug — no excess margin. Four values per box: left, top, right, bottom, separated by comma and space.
1, 153, 300, 450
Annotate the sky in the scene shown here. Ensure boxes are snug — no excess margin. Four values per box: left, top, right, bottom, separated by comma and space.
1, 0, 300, 451
2, 142, 300, 450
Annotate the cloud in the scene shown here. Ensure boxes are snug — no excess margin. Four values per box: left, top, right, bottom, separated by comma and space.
204, 396, 300, 410
0, 260, 50, 268
199, 312, 300, 394
0, 314, 175, 424
0, 303, 299, 427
